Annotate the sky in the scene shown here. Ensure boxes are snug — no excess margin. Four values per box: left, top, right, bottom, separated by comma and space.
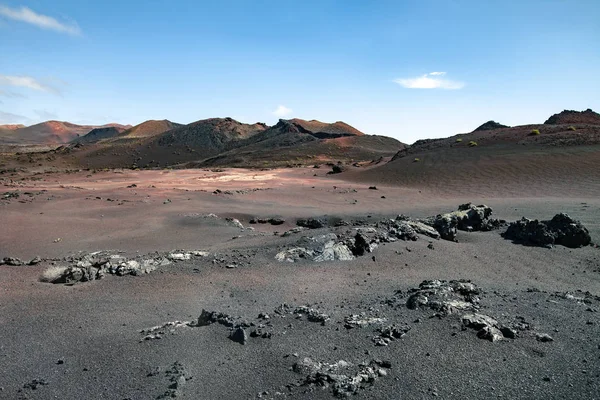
0, 0, 599, 144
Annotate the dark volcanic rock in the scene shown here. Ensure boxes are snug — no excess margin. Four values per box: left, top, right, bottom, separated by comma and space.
2, 257, 23, 266
503, 213, 591, 248
229, 327, 248, 345
424, 203, 503, 241
296, 218, 326, 229
328, 164, 346, 174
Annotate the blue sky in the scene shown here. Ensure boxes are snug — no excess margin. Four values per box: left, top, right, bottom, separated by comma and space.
1, 0, 599, 143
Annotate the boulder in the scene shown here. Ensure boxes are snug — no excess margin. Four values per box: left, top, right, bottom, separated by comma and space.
229, 327, 248, 345
296, 218, 326, 229
423, 203, 503, 241
503, 213, 591, 248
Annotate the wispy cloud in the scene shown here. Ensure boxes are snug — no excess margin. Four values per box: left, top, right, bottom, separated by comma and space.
34, 109, 58, 120
394, 72, 464, 90
0, 110, 29, 124
272, 105, 292, 117
0, 89, 26, 98
0, 5, 80, 36
0, 75, 59, 94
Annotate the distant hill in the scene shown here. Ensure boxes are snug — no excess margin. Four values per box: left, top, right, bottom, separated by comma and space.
544, 109, 600, 125
116, 119, 183, 139
473, 120, 510, 132
283, 118, 365, 138
193, 118, 395, 167
0, 121, 131, 145
72, 127, 125, 144
153, 117, 267, 148
0, 124, 25, 130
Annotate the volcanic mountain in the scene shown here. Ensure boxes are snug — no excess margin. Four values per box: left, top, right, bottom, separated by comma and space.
72, 127, 124, 144
43, 117, 403, 169
473, 120, 510, 132
0, 121, 131, 145
196, 119, 403, 167
544, 108, 600, 125
114, 119, 183, 140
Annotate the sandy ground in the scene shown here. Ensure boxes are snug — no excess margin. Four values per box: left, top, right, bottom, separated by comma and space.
1, 167, 599, 399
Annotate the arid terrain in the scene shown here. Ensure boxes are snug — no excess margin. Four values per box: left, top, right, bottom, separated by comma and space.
1, 109, 599, 399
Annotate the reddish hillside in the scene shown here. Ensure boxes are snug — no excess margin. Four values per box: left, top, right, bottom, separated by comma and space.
0, 121, 131, 145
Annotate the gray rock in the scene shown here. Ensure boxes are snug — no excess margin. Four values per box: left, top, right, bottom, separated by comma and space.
27, 256, 42, 265
405, 280, 480, 314
536, 333, 554, 342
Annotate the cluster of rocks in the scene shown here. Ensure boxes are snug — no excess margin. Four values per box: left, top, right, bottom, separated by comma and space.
0, 256, 42, 266
372, 324, 411, 346
343, 313, 387, 329
275, 204, 507, 263
196, 309, 273, 344
273, 303, 331, 325
140, 320, 193, 341
213, 188, 270, 195
421, 203, 505, 241
275, 233, 355, 262
156, 362, 189, 399
503, 213, 592, 248
292, 358, 390, 397
405, 280, 481, 314
292, 306, 330, 325
40, 250, 209, 285
250, 217, 285, 225
2, 190, 20, 200
401, 280, 535, 342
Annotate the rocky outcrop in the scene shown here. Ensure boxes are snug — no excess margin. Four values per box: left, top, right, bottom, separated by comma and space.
40, 250, 210, 284
275, 233, 354, 262
503, 213, 591, 248
405, 280, 481, 314
423, 203, 504, 241
292, 358, 390, 397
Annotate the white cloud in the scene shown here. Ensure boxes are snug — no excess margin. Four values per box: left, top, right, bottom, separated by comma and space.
0, 75, 58, 93
272, 105, 292, 117
394, 72, 464, 90
0, 5, 80, 36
